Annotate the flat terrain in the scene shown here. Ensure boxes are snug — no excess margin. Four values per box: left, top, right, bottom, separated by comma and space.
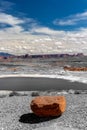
0, 77, 87, 90
0, 91, 87, 130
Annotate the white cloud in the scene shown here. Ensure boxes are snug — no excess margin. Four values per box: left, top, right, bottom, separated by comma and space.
0, 12, 87, 55
30, 26, 66, 37
3, 25, 24, 34
0, 13, 24, 26
54, 20, 75, 26
0, 27, 87, 55
53, 11, 87, 26
0, 12, 25, 34
0, 12, 37, 34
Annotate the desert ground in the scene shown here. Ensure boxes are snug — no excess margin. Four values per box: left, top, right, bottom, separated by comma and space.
0, 90, 87, 130
0, 77, 87, 130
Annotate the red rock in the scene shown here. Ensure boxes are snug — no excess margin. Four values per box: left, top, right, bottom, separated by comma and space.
64, 66, 87, 71
30, 96, 66, 117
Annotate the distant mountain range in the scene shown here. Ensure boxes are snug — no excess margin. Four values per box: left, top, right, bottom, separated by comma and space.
0, 52, 86, 63
0, 52, 14, 57
0, 52, 84, 59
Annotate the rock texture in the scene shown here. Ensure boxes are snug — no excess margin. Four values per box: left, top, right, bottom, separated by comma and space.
64, 66, 87, 71
30, 96, 66, 117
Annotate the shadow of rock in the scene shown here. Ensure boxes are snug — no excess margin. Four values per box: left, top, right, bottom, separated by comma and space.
19, 113, 60, 124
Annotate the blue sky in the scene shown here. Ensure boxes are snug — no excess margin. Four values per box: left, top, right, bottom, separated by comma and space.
1, 0, 87, 31
0, 0, 87, 55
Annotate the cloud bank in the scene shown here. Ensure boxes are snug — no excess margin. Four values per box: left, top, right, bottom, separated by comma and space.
0, 6, 87, 55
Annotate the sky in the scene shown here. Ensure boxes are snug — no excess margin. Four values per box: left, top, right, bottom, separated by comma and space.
0, 0, 87, 55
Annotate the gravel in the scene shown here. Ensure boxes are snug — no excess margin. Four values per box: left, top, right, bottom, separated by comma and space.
0, 91, 87, 130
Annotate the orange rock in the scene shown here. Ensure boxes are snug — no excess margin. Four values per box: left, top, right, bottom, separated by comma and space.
64, 66, 87, 71
30, 96, 66, 117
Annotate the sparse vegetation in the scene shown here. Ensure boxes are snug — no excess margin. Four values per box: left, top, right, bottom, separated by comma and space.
31, 91, 40, 97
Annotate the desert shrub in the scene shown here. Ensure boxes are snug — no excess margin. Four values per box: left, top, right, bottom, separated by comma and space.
31, 91, 40, 97
9, 91, 17, 97
74, 90, 81, 94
